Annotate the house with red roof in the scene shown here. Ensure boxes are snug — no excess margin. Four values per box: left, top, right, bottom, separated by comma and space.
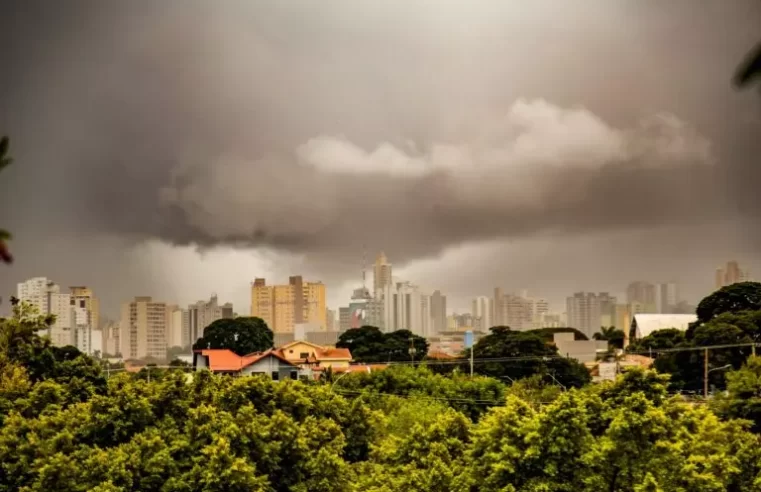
193, 348, 302, 381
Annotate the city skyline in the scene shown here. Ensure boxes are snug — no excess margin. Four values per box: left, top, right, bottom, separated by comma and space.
2, 2, 761, 325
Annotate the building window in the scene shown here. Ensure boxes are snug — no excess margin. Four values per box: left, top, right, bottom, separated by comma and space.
299, 352, 309, 359
271, 371, 279, 381
290, 371, 298, 380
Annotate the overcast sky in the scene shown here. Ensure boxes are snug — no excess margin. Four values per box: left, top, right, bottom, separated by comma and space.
1, 1, 760, 317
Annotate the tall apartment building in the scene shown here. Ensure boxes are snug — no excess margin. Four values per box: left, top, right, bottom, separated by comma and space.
492, 288, 548, 331
716, 261, 751, 289
626, 281, 657, 313
69, 286, 100, 330
655, 282, 678, 314
184, 295, 234, 346
430, 290, 447, 335
373, 252, 393, 298
566, 292, 617, 338
165, 304, 185, 349
382, 281, 433, 337
472, 296, 493, 331
119, 297, 167, 360
17, 277, 73, 346
251, 276, 326, 333
338, 307, 351, 332
326, 308, 336, 331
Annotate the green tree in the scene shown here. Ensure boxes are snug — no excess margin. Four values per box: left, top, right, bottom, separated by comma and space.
696, 282, 761, 324
337, 326, 429, 363
593, 326, 625, 350
716, 355, 761, 432
627, 328, 686, 354
192, 317, 273, 356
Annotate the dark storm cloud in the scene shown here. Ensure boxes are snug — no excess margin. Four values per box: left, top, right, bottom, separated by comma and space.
1, 0, 760, 307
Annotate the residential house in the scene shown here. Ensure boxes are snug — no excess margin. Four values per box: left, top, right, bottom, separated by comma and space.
278, 340, 352, 370
193, 349, 302, 381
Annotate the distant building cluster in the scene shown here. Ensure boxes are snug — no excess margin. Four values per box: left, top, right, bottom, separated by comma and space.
8, 258, 751, 365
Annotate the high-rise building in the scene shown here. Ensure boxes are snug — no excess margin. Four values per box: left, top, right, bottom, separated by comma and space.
716, 261, 751, 289
338, 307, 351, 332
566, 292, 617, 338
493, 287, 505, 326
17, 277, 72, 346
431, 290, 447, 335
69, 286, 100, 330
251, 276, 326, 333
373, 252, 393, 298
185, 295, 234, 346
382, 281, 433, 336
326, 308, 336, 331
626, 282, 657, 312
655, 282, 678, 314
119, 296, 167, 360
165, 304, 185, 349
492, 289, 548, 331
472, 296, 493, 331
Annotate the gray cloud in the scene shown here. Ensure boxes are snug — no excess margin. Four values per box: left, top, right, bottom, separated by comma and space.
1, 0, 760, 313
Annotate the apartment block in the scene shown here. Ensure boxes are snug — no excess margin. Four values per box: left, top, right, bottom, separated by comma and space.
251, 276, 326, 333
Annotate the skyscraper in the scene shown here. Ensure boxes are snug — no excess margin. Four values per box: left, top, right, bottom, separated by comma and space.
69, 286, 100, 330
566, 292, 617, 338
250, 276, 326, 333
715, 261, 751, 289
472, 296, 493, 331
373, 252, 393, 298
185, 295, 234, 346
431, 290, 447, 334
119, 296, 167, 360
17, 277, 73, 346
655, 282, 678, 314
626, 281, 656, 312
382, 281, 433, 336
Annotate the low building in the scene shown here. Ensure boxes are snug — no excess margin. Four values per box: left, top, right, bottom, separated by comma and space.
278, 340, 352, 370
427, 330, 487, 357
193, 349, 302, 380
552, 332, 608, 363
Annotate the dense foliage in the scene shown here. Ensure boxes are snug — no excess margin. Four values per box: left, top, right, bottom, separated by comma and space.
337, 326, 429, 363
6, 297, 761, 490
193, 317, 274, 356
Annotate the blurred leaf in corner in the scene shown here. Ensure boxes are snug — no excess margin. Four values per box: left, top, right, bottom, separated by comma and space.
735, 41, 761, 89
0, 136, 13, 263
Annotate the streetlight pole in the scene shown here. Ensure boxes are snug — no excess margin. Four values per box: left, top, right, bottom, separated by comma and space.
704, 362, 732, 399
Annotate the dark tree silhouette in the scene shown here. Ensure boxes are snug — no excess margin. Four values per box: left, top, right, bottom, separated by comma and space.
192, 317, 273, 356
0, 136, 12, 264
735, 41, 761, 89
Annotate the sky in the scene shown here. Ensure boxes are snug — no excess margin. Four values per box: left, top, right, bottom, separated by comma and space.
1, 1, 760, 318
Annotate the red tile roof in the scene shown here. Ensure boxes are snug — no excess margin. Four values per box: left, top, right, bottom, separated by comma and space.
317, 347, 352, 360
196, 349, 296, 372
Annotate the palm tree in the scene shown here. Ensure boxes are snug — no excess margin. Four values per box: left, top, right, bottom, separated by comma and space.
593, 326, 625, 350
0, 136, 12, 264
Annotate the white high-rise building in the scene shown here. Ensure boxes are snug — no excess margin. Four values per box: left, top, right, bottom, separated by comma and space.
165, 304, 185, 349
655, 282, 678, 314
566, 292, 617, 338
17, 277, 74, 347
373, 252, 393, 299
382, 281, 433, 337
472, 296, 493, 331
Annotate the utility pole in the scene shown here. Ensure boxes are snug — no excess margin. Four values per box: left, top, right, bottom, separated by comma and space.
703, 347, 709, 399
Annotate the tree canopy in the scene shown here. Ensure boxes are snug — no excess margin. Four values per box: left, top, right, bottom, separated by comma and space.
0, 136, 13, 264
592, 326, 625, 349
696, 282, 761, 324
192, 317, 273, 356
337, 326, 429, 363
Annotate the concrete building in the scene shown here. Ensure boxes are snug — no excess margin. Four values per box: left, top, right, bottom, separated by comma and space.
430, 290, 447, 335
626, 281, 657, 313
194, 349, 301, 380
119, 297, 167, 360
492, 288, 549, 331
165, 304, 185, 349
428, 330, 487, 357
326, 308, 337, 332
373, 252, 393, 298
250, 276, 326, 333
103, 321, 120, 356
552, 332, 608, 363
338, 307, 351, 332
382, 281, 432, 336
185, 295, 233, 346
566, 292, 617, 339
69, 286, 100, 330
716, 261, 751, 289
17, 277, 73, 346
472, 296, 493, 331
655, 282, 678, 314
